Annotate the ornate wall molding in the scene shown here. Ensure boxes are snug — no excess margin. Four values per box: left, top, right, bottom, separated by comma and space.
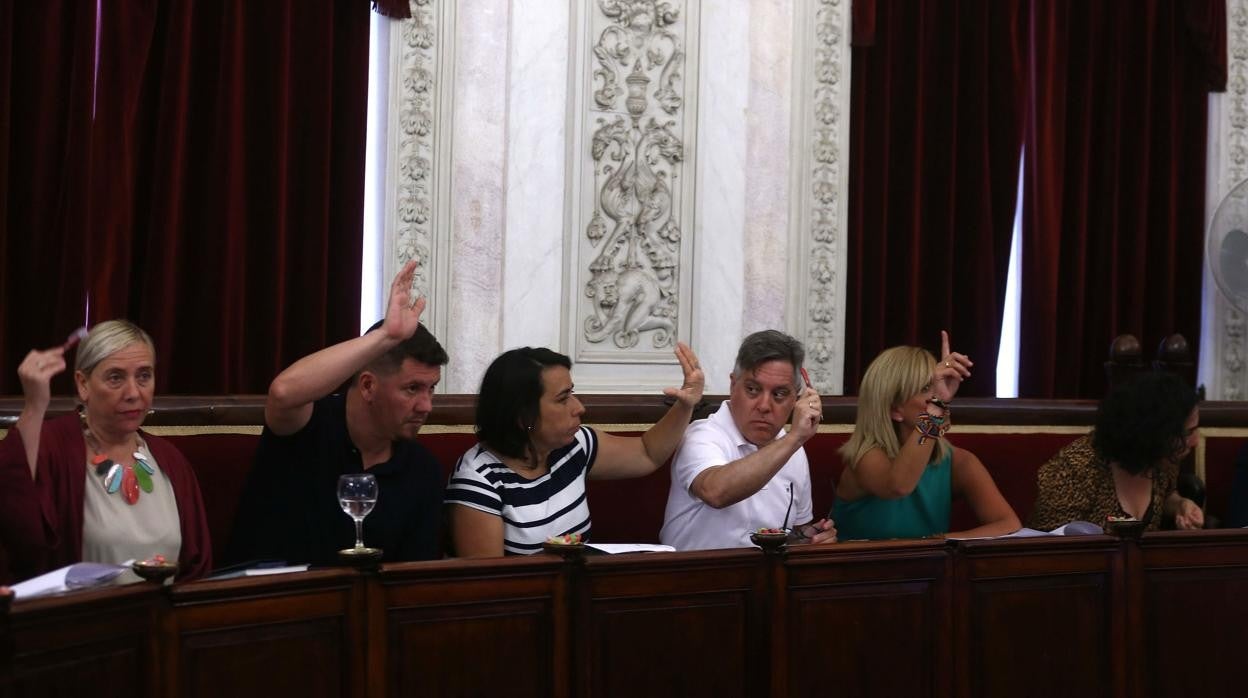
1211, 0, 1248, 399
385, 0, 455, 341
568, 0, 700, 367
790, 0, 851, 394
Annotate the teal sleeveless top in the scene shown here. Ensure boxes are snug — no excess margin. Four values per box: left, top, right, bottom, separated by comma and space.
832, 448, 953, 540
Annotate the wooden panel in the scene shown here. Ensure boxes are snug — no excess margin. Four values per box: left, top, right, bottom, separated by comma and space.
955, 537, 1122, 698
784, 541, 951, 698
1140, 570, 1248, 696
1134, 531, 1248, 698
582, 550, 765, 698
589, 592, 748, 698
6, 585, 160, 698
179, 617, 346, 698
968, 574, 1110, 698
167, 570, 363, 698
389, 599, 553, 696
378, 557, 565, 697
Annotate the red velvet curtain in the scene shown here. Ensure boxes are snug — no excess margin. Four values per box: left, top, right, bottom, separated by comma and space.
0, 1, 97, 398
1019, 0, 1226, 398
845, 0, 1027, 396
0, 1, 373, 394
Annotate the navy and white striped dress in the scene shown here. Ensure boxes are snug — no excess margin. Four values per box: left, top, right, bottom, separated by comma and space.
446, 426, 598, 554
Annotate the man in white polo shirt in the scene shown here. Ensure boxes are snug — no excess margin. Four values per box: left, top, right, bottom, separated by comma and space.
660, 330, 837, 550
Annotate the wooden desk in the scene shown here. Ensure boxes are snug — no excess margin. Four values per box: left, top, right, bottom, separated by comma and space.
375, 556, 566, 697
577, 548, 765, 697
781, 540, 951, 698
6, 584, 162, 698
1127, 530, 1248, 697
165, 569, 364, 698
955, 535, 1124, 698
5, 531, 1248, 697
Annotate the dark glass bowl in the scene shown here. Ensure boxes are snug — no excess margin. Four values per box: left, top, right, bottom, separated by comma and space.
749, 530, 790, 551
131, 560, 178, 583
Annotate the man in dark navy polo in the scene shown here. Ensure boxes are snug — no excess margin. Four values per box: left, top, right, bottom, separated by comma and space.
226, 260, 447, 566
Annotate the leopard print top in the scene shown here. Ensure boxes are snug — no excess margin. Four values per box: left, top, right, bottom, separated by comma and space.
1028, 434, 1176, 532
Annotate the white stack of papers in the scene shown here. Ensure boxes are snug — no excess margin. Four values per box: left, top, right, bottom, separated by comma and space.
11, 563, 125, 599
1006, 521, 1104, 537
948, 521, 1103, 540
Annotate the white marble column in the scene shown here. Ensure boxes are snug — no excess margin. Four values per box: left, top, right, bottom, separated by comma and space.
501, 2, 571, 354
742, 0, 794, 334
379, 0, 853, 395
446, 0, 509, 392
1201, 0, 1247, 399
690, 1, 750, 389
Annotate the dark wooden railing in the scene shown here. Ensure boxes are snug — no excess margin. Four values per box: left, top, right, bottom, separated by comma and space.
6, 531, 1248, 697
6, 394, 1248, 429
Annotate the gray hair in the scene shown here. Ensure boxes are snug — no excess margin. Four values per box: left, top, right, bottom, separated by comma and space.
75, 320, 155, 376
734, 330, 805, 388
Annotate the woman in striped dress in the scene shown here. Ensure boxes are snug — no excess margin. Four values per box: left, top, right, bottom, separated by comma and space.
446, 343, 703, 557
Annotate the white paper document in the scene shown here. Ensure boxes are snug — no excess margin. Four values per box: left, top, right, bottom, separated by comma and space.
10, 562, 125, 599
948, 521, 1103, 540
243, 564, 308, 576
204, 563, 309, 581
586, 543, 675, 554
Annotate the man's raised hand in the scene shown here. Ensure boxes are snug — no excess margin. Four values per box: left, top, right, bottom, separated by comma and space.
382, 259, 427, 341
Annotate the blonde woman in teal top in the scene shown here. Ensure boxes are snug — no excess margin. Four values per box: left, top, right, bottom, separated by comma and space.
833, 332, 1020, 540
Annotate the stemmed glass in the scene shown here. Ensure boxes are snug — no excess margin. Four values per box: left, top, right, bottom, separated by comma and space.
337, 473, 378, 551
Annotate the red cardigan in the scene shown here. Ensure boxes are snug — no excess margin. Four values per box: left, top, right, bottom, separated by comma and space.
0, 414, 212, 584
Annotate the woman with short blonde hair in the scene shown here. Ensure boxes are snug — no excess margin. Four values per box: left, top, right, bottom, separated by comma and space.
833, 332, 1019, 540
840, 345, 953, 469
74, 320, 154, 376
0, 320, 212, 584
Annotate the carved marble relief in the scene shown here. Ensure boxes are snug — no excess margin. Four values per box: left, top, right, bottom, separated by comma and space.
1219, 0, 1248, 399
393, 0, 440, 300
795, 0, 851, 393
579, 1, 692, 353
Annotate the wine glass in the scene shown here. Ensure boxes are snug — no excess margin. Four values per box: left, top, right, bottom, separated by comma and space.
337, 473, 378, 550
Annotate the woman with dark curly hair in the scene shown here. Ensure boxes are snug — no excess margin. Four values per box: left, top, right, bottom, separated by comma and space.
1029, 371, 1203, 531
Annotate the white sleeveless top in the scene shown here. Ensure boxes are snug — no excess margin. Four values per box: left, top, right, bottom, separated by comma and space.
81, 438, 182, 583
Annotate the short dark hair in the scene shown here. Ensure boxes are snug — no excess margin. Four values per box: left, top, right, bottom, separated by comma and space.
476, 347, 571, 461
1092, 371, 1199, 475
360, 321, 449, 379
734, 330, 804, 387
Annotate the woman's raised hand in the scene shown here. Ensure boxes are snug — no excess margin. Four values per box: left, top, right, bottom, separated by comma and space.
932, 330, 973, 403
17, 346, 68, 411
664, 342, 705, 408
381, 258, 427, 342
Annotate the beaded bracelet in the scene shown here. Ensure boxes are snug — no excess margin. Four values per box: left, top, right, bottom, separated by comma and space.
915, 410, 951, 445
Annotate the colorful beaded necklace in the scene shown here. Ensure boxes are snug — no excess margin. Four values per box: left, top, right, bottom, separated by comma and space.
82, 421, 156, 506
